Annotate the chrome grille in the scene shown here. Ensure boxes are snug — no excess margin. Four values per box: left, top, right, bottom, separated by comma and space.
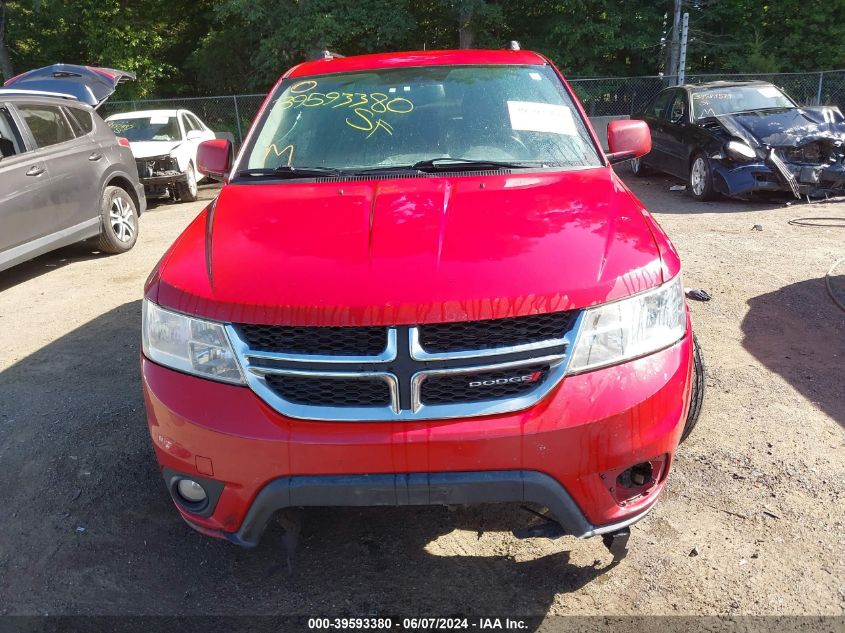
418, 312, 575, 353
419, 364, 550, 405
227, 311, 582, 421
235, 324, 387, 356
265, 374, 392, 407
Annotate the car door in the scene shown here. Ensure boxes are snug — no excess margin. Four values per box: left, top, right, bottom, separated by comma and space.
14, 102, 99, 235
639, 89, 675, 173
662, 89, 693, 179
0, 103, 53, 260
64, 105, 109, 220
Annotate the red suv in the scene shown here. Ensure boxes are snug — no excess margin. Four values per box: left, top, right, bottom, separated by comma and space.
141, 49, 703, 559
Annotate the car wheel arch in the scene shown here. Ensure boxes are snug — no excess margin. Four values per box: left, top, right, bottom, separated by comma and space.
105, 174, 141, 216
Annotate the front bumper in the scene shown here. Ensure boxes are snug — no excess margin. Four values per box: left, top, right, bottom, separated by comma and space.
180, 471, 657, 548
142, 331, 693, 546
141, 172, 187, 196
713, 160, 845, 198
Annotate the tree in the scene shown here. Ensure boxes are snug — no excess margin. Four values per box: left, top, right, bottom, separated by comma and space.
687, 0, 845, 73
0, 0, 215, 96
0, 0, 14, 79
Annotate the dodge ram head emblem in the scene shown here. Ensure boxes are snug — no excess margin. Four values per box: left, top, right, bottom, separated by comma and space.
469, 372, 543, 388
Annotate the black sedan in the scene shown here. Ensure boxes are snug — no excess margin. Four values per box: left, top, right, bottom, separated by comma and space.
631, 81, 845, 201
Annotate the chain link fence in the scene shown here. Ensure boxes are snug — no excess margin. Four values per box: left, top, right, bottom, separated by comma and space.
101, 70, 845, 146
570, 70, 845, 118
100, 94, 267, 146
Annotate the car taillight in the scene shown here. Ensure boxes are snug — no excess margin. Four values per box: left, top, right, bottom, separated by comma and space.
117, 137, 131, 148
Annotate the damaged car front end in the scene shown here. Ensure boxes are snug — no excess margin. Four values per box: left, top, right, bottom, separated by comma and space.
705, 105, 845, 199
634, 81, 845, 201
134, 154, 186, 198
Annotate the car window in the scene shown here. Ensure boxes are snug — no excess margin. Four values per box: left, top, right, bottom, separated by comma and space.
241, 64, 602, 172
645, 90, 673, 119
107, 115, 182, 141
667, 92, 688, 124
0, 107, 25, 156
691, 85, 796, 119
17, 104, 76, 148
188, 114, 205, 131
64, 107, 94, 136
182, 114, 200, 133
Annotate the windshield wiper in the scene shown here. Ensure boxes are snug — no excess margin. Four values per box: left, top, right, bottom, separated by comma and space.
234, 166, 345, 179
352, 157, 538, 176
413, 157, 537, 171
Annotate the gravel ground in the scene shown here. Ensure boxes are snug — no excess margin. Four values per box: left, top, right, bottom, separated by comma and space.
0, 175, 843, 620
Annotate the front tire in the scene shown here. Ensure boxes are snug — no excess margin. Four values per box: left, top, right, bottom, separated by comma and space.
97, 186, 138, 254
630, 156, 650, 176
688, 154, 717, 201
679, 336, 705, 443
176, 162, 199, 202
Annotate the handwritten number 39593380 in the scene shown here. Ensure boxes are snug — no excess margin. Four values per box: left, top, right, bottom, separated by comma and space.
278, 81, 414, 139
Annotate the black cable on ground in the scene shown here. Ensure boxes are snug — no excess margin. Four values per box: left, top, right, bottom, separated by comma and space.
825, 256, 845, 314
787, 216, 845, 312
787, 217, 845, 228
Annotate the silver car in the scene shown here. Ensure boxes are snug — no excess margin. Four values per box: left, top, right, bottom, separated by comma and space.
0, 64, 146, 273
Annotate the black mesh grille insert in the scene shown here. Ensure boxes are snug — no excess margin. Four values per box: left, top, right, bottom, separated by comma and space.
235, 324, 387, 356
418, 312, 574, 353
420, 365, 549, 405
264, 375, 391, 407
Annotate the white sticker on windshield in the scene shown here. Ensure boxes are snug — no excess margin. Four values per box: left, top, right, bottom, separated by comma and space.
150, 115, 170, 125
757, 86, 781, 98
529, 72, 542, 81
507, 101, 576, 135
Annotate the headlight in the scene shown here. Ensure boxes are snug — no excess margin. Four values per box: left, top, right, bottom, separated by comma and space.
568, 276, 686, 374
725, 140, 757, 161
142, 299, 244, 384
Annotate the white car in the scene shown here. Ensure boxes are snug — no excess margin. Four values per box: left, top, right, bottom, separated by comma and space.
105, 109, 216, 202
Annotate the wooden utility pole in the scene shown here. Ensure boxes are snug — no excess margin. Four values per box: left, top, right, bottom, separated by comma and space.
458, 2, 476, 49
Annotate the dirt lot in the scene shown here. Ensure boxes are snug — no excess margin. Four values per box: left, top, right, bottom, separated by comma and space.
0, 175, 843, 620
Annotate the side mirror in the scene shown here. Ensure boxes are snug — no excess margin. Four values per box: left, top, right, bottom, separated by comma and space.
197, 139, 232, 182
186, 130, 205, 142
606, 119, 652, 164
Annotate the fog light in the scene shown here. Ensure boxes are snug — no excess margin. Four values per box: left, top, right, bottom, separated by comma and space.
600, 456, 668, 505
177, 479, 207, 503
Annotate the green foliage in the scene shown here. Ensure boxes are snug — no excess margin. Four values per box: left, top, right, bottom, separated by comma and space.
2, 0, 214, 97
687, 0, 845, 73
1, 0, 844, 97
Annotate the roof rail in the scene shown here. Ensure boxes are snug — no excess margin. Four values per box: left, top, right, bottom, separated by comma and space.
0, 88, 79, 101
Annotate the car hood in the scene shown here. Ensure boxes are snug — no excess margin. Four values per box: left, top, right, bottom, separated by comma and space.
129, 141, 183, 159
149, 168, 667, 326
3, 64, 134, 108
716, 106, 845, 148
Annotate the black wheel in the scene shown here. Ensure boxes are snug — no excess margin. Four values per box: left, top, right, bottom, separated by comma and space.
629, 156, 650, 176
688, 153, 717, 201
96, 185, 138, 254
680, 335, 705, 443
176, 162, 199, 202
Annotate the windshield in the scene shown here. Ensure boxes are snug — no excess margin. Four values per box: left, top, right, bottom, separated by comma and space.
239, 64, 601, 175
107, 116, 182, 142
691, 85, 795, 119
